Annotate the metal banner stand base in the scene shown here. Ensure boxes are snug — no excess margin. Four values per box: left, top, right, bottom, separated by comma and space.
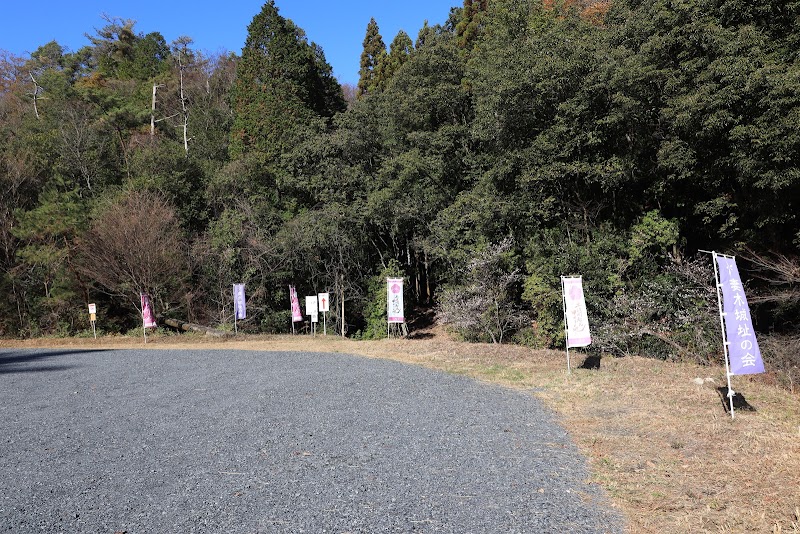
388, 322, 407, 339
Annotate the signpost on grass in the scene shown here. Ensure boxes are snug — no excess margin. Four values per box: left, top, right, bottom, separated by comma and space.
318, 292, 330, 335
88, 303, 97, 339
306, 295, 319, 337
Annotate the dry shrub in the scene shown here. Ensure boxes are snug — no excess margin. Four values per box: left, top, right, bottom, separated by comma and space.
761, 334, 800, 394
77, 189, 189, 316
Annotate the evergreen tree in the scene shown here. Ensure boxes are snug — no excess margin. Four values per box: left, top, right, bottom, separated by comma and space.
357, 18, 387, 98
376, 30, 414, 90
229, 0, 344, 162
456, 0, 488, 51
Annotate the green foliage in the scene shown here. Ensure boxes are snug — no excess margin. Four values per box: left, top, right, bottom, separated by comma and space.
229, 1, 344, 162
361, 260, 404, 339
522, 224, 628, 349
628, 210, 680, 264
3, 0, 800, 352
456, 0, 488, 51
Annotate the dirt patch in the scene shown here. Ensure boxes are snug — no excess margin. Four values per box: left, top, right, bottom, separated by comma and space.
2, 331, 799, 533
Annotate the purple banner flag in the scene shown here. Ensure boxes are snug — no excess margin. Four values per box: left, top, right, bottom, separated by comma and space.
289, 286, 303, 323
141, 293, 157, 329
233, 283, 246, 320
716, 255, 765, 375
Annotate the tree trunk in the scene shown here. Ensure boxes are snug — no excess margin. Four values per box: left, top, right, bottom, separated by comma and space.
160, 317, 232, 337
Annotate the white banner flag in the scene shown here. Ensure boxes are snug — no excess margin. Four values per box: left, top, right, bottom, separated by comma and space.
562, 276, 591, 348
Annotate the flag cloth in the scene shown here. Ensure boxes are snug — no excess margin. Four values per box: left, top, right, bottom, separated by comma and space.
141, 293, 157, 329
562, 277, 591, 348
716, 255, 765, 375
387, 278, 404, 323
289, 286, 303, 323
233, 283, 246, 320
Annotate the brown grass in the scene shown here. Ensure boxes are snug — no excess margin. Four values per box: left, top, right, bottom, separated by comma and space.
2, 329, 799, 533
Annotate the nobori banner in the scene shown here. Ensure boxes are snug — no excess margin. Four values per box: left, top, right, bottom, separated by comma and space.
387, 278, 404, 324
715, 255, 765, 375
289, 286, 303, 323
141, 293, 157, 329
562, 276, 591, 348
233, 283, 246, 320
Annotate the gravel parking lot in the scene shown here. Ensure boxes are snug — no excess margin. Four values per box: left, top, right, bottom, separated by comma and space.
0, 348, 621, 533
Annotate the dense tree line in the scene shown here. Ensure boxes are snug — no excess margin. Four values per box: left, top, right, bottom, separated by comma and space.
1, 0, 798, 372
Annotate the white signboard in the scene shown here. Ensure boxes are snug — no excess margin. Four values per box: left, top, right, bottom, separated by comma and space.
88, 303, 97, 314
318, 293, 330, 313
305, 295, 319, 323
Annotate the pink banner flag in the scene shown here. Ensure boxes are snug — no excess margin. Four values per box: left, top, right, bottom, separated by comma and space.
562, 277, 591, 348
289, 286, 303, 323
141, 293, 157, 329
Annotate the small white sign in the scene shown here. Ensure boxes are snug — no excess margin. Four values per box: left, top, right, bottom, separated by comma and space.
318, 293, 330, 313
88, 303, 97, 314
305, 296, 319, 323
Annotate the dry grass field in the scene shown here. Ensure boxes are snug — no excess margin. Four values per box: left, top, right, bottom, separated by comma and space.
3, 329, 799, 533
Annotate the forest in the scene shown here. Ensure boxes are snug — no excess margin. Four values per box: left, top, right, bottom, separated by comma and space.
1, 0, 799, 379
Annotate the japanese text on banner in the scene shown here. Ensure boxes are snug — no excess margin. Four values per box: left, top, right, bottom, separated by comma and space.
233, 284, 246, 320
562, 277, 591, 348
387, 278, 404, 324
716, 255, 764, 375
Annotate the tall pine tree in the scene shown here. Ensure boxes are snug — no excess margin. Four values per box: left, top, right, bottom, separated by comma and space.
357, 18, 387, 98
376, 30, 414, 91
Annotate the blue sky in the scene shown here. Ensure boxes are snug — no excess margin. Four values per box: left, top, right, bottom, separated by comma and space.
0, 1, 459, 86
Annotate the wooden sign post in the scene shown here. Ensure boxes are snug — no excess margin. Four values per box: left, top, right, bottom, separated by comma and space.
88, 303, 97, 339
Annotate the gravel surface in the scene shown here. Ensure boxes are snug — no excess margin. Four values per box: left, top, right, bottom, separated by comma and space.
0, 348, 622, 533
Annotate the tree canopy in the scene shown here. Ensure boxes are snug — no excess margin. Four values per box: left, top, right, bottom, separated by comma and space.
1, 0, 799, 364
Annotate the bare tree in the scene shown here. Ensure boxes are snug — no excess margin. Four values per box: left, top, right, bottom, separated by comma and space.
741, 248, 800, 304
172, 37, 194, 155
27, 72, 41, 119
437, 238, 529, 343
76, 190, 189, 315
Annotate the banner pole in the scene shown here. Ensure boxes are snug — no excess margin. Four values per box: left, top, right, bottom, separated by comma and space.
711, 251, 736, 419
561, 276, 571, 374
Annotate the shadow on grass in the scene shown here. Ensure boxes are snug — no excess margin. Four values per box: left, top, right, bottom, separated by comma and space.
0, 349, 108, 375
408, 332, 435, 340
579, 355, 602, 370
716, 386, 756, 413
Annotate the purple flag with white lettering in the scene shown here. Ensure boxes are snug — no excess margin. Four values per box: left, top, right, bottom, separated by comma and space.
233, 283, 246, 320
716, 255, 764, 375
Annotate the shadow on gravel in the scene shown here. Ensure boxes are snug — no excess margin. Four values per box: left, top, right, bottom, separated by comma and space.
0, 349, 108, 375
